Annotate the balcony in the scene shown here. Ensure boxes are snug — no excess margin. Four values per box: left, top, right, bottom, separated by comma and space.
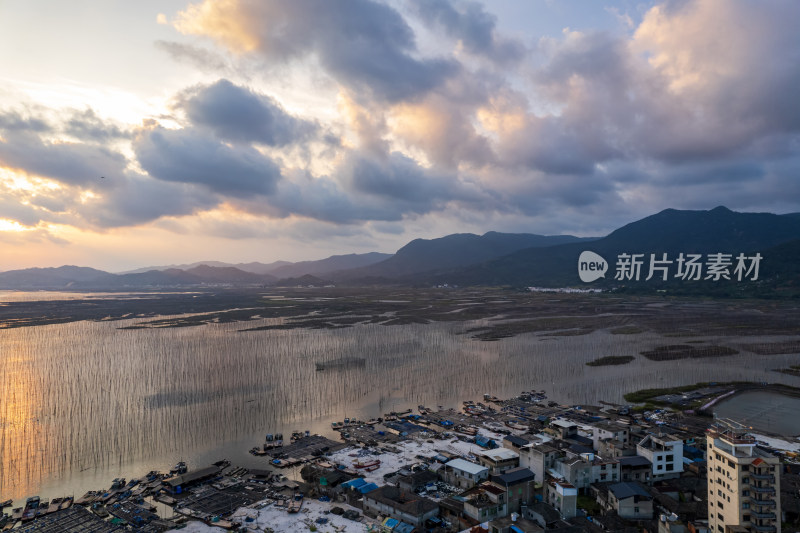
751, 512, 776, 520
751, 486, 776, 494
750, 473, 775, 482
751, 524, 776, 533
750, 499, 776, 508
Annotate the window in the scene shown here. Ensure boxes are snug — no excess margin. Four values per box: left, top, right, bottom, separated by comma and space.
667, 455, 674, 461
742, 503, 749, 509
743, 477, 749, 484
742, 491, 749, 497
657, 464, 663, 470
666, 463, 674, 471
743, 515, 750, 522
634, 507, 639, 513
718, 513, 724, 521
718, 526, 723, 533
718, 501, 724, 508
741, 465, 749, 472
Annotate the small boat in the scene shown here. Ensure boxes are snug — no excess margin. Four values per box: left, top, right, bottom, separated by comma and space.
35, 500, 49, 517
111, 478, 126, 490
76, 491, 98, 505
21, 496, 39, 521
47, 498, 63, 513
0, 500, 11, 509
170, 462, 187, 475
60, 497, 73, 510
353, 459, 380, 469
365, 464, 380, 472
10, 507, 22, 521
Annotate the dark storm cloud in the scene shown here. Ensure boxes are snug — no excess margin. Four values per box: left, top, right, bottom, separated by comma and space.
409, 0, 525, 63
178, 0, 460, 102
133, 126, 281, 197
0, 131, 128, 186
176, 79, 316, 146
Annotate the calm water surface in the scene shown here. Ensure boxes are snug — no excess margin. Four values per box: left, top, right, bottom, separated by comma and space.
714, 390, 800, 435
1, 300, 799, 503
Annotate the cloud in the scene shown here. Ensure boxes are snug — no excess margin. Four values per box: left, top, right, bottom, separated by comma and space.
80, 172, 221, 228
176, 79, 316, 146
409, 0, 525, 64
154, 40, 232, 73
0, 131, 128, 187
174, 0, 460, 102
133, 125, 282, 197
0, 108, 51, 133
64, 108, 129, 142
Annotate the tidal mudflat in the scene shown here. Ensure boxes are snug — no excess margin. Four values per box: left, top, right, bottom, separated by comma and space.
1, 288, 799, 501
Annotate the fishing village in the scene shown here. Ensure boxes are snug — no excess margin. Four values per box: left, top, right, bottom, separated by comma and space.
1, 384, 799, 533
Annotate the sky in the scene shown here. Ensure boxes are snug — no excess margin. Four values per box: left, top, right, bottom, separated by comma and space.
1, 0, 799, 272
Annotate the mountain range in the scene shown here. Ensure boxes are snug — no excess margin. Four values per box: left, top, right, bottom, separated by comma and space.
1, 207, 799, 294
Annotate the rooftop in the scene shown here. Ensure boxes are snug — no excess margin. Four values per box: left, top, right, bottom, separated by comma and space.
364, 485, 438, 516
492, 467, 535, 486
618, 456, 652, 468
447, 458, 489, 476
608, 482, 652, 501
478, 448, 519, 462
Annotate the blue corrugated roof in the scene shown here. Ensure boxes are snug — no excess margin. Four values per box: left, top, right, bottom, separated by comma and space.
341, 478, 366, 489
357, 482, 379, 494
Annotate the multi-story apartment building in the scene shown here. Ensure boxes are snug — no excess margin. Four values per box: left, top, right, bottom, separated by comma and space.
707, 422, 781, 533
637, 433, 684, 480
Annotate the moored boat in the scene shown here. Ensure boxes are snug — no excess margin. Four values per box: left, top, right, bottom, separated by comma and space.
21, 496, 39, 521
35, 500, 49, 517
75, 491, 98, 505
353, 459, 380, 469
47, 498, 62, 513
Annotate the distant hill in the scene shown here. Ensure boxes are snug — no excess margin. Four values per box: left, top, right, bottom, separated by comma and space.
183, 265, 275, 284
427, 207, 800, 288
120, 260, 291, 275
334, 232, 594, 280
0, 265, 112, 289
79, 266, 275, 289
268, 252, 391, 279
0, 265, 276, 290
3, 207, 798, 295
